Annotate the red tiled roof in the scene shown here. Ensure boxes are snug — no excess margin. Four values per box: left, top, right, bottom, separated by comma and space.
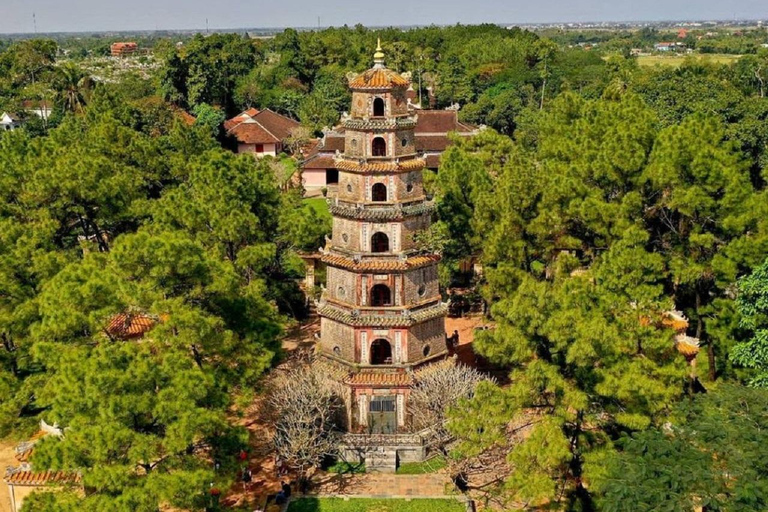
349, 68, 410, 89
303, 155, 337, 170
226, 109, 300, 145
424, 154, 441, 169
415, 134, 451, 152
322, 254, 440, 272
323, 133, 346, 152
415, 110, 476, 134
346, 371, 413, 387
334, 158, 425, 173
106, 313, 156, 339
4, 470, 82, 487
228, 122, 280, 144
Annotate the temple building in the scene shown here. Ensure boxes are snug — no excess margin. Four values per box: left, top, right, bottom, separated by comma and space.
316, 41, 448, 470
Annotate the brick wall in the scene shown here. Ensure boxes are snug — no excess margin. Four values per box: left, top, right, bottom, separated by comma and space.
332, 217, 361, 251
407, 317, 446, 362
337, 171, 366, 203
328, 266, 358, 303
394, 171, 424, 202
320, 317, 356, 361
401, 215, 430, 251
403, 264, 439, 304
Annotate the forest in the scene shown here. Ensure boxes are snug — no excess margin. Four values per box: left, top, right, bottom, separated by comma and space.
0, 23, 768, 511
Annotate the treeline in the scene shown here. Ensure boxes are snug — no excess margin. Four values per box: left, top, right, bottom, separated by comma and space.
0, 80, 329, 510
433, 51, 768, 510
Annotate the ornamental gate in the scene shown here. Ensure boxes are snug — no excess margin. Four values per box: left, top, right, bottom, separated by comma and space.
369, 396, 396, 434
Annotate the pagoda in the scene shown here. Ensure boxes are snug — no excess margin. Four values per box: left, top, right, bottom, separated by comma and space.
317, 40, 447, 465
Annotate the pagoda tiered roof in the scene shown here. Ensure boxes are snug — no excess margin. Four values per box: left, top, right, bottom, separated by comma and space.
349, 67, 409, 89
328, 200, 435, 221
317, 302, 447, 327
342, 117, 416, 131
345, 371, 413, 387
322, 253, 440, 272
334, 157, 425, 173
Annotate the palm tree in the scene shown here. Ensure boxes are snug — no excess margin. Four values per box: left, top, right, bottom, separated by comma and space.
53, 63, 94, 113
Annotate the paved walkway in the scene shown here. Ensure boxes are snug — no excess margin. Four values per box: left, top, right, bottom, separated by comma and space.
312, 472, 454, 497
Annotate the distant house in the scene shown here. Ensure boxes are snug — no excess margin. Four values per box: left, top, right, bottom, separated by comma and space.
677, 28, 689, 39
110, 42, 138, 57
1, 112, 23, 131
21, 100, 52, 122
3, 420, 82, 512
224, 108, 301, 157
301, 129, 345, 192
300, 108, 480, 193
654, 42, 674, 51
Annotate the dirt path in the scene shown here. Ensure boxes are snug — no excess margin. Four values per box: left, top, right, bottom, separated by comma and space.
0, 440, 16, 512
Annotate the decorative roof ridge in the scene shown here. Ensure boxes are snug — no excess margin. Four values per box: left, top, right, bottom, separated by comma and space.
318, 302, 447, 327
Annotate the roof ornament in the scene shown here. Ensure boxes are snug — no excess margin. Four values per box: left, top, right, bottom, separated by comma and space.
373, 37, 385, 69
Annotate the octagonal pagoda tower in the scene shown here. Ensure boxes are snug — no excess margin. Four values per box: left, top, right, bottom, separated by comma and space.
317, 41, 447, 440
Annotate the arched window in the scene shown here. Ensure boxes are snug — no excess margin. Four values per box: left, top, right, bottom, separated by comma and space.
373, 97, 385, 117
372, 137, 386, 157
371, 183, 387, 202
371, 232, 389, 253
370, 284, 392, 307
370, 339, 392, 365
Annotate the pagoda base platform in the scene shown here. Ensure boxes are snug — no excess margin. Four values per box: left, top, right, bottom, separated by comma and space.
339, 428, 436, 470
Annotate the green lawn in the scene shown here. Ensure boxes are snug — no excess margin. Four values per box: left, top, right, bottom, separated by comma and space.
396, 456, 447, 475
636, 53, 741, 68
303, 197, 331, 222
286, 497, 466, 512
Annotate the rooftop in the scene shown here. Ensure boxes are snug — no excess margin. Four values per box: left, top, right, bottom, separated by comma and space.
225, 108, 300, 144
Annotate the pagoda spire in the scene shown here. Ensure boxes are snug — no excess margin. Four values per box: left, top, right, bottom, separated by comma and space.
373, 37, 385, 68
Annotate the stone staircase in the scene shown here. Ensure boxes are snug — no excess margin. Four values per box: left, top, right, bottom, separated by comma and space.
365, 448, 397, 473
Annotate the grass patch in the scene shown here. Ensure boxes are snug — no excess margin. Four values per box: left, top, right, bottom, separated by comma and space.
303, 196, 331, 222
326, 461, 366, 474
636, 53, 741, 68
287, 497, 466, 512
396, 456, 447, 474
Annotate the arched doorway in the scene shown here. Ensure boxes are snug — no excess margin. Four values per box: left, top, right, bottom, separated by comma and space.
370, 339, 392, 365
371, 183, 387, 202
372, 137, 386, 157
370, 284, 392, 306
373, 97, 385, 117
371, 232, 389, 253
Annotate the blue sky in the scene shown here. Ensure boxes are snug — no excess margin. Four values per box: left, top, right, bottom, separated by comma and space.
1, 0, 767, 34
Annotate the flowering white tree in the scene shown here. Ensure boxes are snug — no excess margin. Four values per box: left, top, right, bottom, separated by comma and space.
268, 363, 345, 479
410, 359, 488, 451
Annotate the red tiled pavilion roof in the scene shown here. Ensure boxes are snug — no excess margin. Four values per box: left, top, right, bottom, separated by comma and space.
346, 371, 413, 387
4, 470, 82, 487
349, 68, 409, 89
322, 254, 440, 272
106, 313, 156, 339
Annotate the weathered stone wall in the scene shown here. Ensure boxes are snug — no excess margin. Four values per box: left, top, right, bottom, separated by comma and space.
332, 217, 361, 252
350, 88, 409, 119
393, 129, 416, 158
320, 317, 356, 361
395, 171, 424, 201
344, 130, 365, 158
407, 317, 445, 362
404, 264, 440, 304
328, 266, 358, 304
401, 215, 431, 251
337, 171, 366, 203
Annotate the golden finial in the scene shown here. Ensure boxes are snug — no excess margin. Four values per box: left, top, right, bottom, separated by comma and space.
373, 37, 385, 67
